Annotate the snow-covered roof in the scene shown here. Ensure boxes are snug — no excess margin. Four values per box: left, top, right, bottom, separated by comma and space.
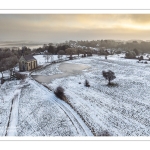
23, 55, 37, 61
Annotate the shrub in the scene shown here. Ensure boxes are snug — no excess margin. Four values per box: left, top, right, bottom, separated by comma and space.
115, 50, 121, 54
139, 55, 144, 61
54, 86, 65, 99
98, 130, 112, 136
15, 72, 26, 80
1, 78, 4, 84
133, 48, 139, 56
84, 79, 90, 87
125, 51, 136, 59
102, 70, 116, 85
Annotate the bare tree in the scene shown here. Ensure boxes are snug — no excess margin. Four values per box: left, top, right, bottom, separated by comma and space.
65, 48, 76, 59
58, 50, 65, 60
77, 47, 83, 57
5, 56, 18, 79
0, 50, 18, 80
43, 52, 51, 63
0, 59, 6, 79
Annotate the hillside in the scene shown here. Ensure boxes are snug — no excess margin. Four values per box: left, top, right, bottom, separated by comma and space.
1, 54, 150, 136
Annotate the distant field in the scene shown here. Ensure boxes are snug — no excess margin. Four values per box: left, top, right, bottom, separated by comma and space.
0, 41, 43, 49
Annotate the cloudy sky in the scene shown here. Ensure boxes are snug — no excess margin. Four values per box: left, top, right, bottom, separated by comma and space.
0, 14, 150, 42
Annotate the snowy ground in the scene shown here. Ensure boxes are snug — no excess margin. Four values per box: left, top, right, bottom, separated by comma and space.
33, 55, 69, 66
17, 78, 93, 136
0, 78, 93, 136
1, 54, 150, 136
0, 80, 26, 136
44, 54, 150, 136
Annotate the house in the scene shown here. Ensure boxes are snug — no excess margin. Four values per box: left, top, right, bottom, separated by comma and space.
19, 55, 37, 71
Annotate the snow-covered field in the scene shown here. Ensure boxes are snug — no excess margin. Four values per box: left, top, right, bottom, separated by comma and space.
33, 55, 69, 66
1, 54, 150, 136
0, 78, 93, 136
46, 54, 150, 136
0, 80, 28, 136
17, 78, 93, 136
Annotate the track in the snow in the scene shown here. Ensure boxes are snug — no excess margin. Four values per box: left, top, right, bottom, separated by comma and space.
31, 79, 93, 136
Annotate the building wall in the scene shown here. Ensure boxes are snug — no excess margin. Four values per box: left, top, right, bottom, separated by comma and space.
27, 61, 31, 70
27, 60, 37, 71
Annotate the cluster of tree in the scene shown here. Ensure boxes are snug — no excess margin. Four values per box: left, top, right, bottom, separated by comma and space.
0, 46, 33, 59
19, 46, 32, 56
41, 45, 94, 60
125, 51, 136, 59
40, 43, 70, 55
0, 50, 18, 82
98, 49, 110, 55
125, 48, 142, 59
67, 40, 150, 54
69, 40, 119, 49
34, 42, 99, 57
138, 55, 144, 61
115, 50, 122, 54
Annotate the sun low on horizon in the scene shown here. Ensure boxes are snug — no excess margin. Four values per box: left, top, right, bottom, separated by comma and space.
0, 14, 150, 42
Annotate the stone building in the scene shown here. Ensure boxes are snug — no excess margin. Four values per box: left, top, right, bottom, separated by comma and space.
19, 55, 37, 71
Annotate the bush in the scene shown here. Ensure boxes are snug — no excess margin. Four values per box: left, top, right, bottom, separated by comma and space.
98, 130, 112, 136
115, 50, 121, 54
139, 55, 144, 61
1, 78, 4, 84
125, 51, 136, 59
133, 48, 139, 56
54, 86, 65, 99
15, 72, 26, 80
84, 79, 90, 87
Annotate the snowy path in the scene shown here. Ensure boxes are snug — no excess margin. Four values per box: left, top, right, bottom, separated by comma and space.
31, 79, 93, 136
4, 82, 30, 136
5, 90, 20, 136
53, 95, 93, 136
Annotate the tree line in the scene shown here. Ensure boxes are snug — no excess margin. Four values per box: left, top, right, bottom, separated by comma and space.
68, 40, 150, 54
0, 49, 18, 81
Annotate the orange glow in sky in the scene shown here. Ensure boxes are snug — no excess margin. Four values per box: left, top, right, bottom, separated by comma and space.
0, 14, 150, 42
